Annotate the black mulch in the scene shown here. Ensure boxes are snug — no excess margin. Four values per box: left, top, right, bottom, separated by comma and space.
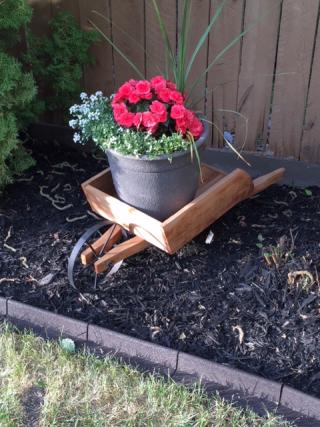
1, 136, 320, 398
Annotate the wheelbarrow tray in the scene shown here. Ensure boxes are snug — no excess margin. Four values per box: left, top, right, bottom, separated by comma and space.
82, 164, 285, 255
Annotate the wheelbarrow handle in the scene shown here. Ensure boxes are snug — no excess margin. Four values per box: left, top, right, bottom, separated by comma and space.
251, 168, 285, 196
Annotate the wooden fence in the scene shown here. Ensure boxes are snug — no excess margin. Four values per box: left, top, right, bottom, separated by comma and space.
28, 0, 320, 164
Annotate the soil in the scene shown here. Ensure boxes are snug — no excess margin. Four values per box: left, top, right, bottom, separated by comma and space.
1, 136, 320, 398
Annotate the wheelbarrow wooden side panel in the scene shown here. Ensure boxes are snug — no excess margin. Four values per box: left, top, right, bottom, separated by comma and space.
82, 165, 285, 256
163, 168, 253, 253
81, 164, 227, 253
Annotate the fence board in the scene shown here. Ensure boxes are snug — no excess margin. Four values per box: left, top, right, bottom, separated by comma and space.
207, 0, 244, 147
28, 0, 52, 36
51, 0, 79, 18
145, 0, 177, 79
79, 0, 114, 95
111, 0, 145, 87
269, 0, 319, 159
179, 0, 210, 113
25, 0, 320, 164
235, 0, 281, 152
300, 21, 320, 163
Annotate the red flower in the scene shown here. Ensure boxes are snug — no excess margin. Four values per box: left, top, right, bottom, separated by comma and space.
150, 100, 167, 123
184, 109, 195, 125
189, 116, 203, 138
112, 76, 202, 139
150, 75, 167, 91
118, 82, 134, 99
166, 80, 177, 90
170, 90, 184, 104
157, 88, 171, 103
175, 118, 187, 135
128, 91, 141, 104
117, 111, 135, 128
148, 124, 158, 134
113, 103, 127, 120
112, 92, 124, 105
133, 112, 143, 129
142, 111, 158, 129
170, 104, 186, 120
135, 80, 151, 98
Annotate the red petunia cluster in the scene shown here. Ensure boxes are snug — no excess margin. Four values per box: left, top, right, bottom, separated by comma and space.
111, 76, 203, 139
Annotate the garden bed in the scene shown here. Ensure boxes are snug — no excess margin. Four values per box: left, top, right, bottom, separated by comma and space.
1, 136, 320, 398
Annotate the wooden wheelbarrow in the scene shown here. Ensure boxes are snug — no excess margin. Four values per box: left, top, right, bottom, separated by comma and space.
68, 164, 285, 288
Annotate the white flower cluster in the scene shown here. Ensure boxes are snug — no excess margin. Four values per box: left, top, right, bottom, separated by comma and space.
69, 91, 108, 143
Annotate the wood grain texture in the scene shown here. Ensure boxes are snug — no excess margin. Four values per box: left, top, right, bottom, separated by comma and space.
162, 168, 253, 253
80, 224, 122, 265
207, 0, 244, 147
94, 236, 150, 273
82, 164, 284, 255
82, 174, 168, 252
181, 0, 210, 112
300, 18, 320, 163
145, 0, 176, 79
79, 0, 114, 94
235, 0, 281, 151
111, 0, 145, 86
268, 0, 319, 159
251, 168, 285, 195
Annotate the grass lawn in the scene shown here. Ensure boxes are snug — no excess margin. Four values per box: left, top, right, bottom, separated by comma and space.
0, 323, 293, 427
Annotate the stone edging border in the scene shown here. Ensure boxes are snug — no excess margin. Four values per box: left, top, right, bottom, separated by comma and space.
0, 297, 319, 425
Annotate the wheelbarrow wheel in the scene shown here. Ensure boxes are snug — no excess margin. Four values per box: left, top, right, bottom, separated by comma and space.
68, 220, 127, 290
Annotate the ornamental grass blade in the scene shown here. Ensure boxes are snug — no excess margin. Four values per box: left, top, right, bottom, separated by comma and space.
188, 1, 281, 99
202, 118, 251, 166
92, 10, 145, 52
187, 131, 203, 182
88, 18, 144, 79
151, 0, 176, 80
177, 0, 192, 92
185, 0, 228, 80
91, 10, 162, 75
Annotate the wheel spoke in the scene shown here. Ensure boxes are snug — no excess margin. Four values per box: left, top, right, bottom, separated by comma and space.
68, 220, 126, 290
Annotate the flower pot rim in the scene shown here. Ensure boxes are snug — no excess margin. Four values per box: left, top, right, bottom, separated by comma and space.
106, 118, 209, 162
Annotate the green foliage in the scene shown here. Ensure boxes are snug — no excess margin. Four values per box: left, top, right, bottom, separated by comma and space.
0, 0, 32, 49
70, 92, 189, 158
25, 11, 99, 119
0, 0, 36, 190
0, 52, 36, 188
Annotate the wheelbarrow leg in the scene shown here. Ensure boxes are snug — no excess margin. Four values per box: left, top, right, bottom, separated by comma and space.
94, 236, 150, 274
80, 224, 123, 265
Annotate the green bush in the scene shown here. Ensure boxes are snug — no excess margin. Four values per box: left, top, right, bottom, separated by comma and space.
0, 0, 32, 49
25, 11, 99, 120
0, 1, 36, 189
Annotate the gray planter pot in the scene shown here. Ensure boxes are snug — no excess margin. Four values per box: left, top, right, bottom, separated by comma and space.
106, 121, 209, 221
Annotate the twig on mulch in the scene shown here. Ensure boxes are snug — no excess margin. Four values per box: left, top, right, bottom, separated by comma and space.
39, 186, 73, 211
19, 257, 29, 269
66, 215, 88, 223
52, 161, 85, 173
0, 278, 16, 284
232, 325, 244, 345
17, 176, 34, 183
288, 270, 315, 286
3, 226, 16, 252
